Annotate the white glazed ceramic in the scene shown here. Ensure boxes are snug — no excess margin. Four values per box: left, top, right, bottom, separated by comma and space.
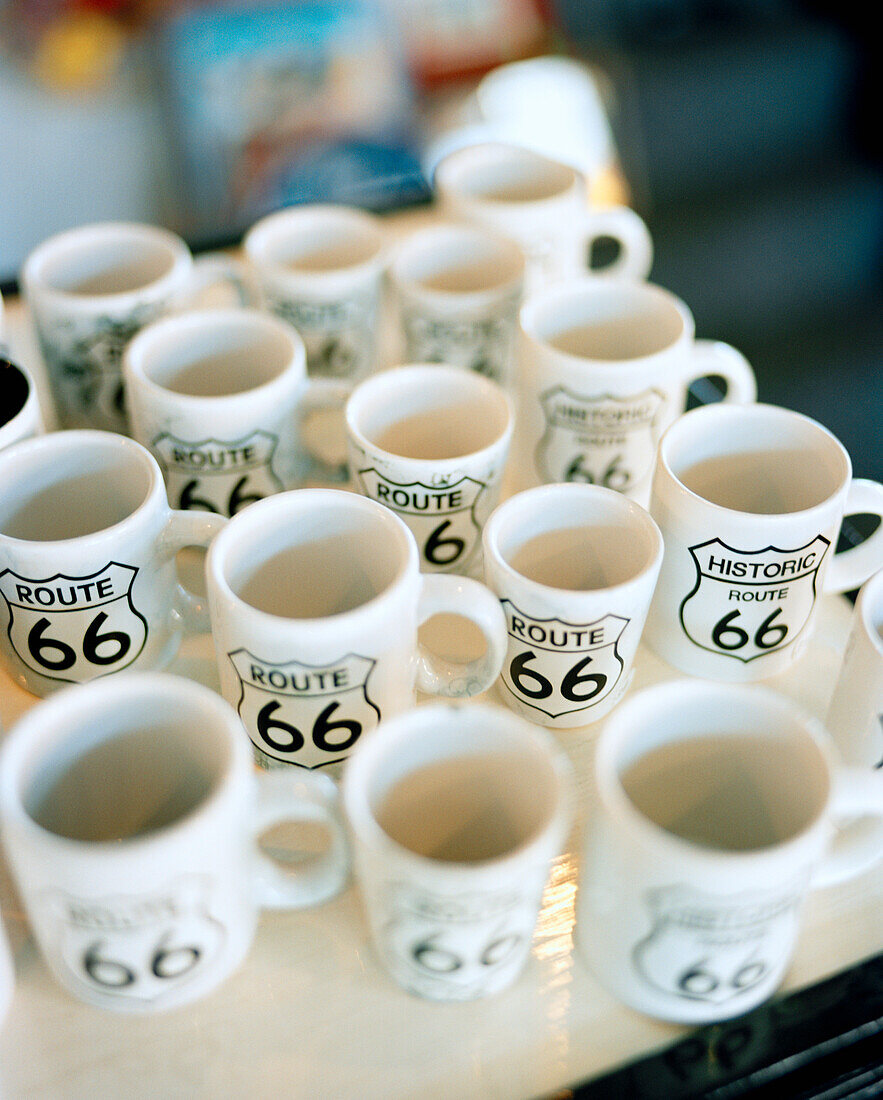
482, 484, 663, 727
345, 363, 514, 577
0, 431, 225, 696
826, 568, 883, 767
511, 277, 757, 504
342, 701, 574, 1001
643, 403, 883, 682
243, 204, 387, 382
123, 307, 349, 512
0, 357, 44, 451
205, 489, 507, 772
22, 222, 247, 434
0, 914, 11, 1030
433, 142, 653, 294
388, 222, 525, 388
576, 680, 883, 1024
0, 672, 348, 1013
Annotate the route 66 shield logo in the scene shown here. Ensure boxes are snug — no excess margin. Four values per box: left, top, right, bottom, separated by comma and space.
357, 470, 485, 572
633, 885, 800, 1006
229, 650, 380, 769
0, 563, 147, 684
43, 878, 226, 1009
499, 604, 627, 719
401, 310, 512, 384
535, 386, 664, 489
153, 431, 282, 516
679, 536, 830, 662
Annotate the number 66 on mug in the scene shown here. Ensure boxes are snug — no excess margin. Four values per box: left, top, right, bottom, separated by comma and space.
0, 432, 225, 697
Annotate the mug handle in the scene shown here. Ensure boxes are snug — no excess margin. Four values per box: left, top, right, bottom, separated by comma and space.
158, 509, 228, 633
824, 480, 883, 594
251, 770, 350, 909
294, 377, 352, 485
415, 574, 507, 697
811, 766, 883, 888
579, 206, 654, 280
681, 339, 757, 406
182, 253, 260, 309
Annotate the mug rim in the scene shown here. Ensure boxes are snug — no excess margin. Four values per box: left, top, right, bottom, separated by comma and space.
595, 680, 835, 868
22, 222, 192, 307
123, 307, 307, 407
342, 701, 573, 875
857, 567, 883, 657
0, 430, 165, 548
206, 487, 420, 630
243, 203, 386, 279
519, 276, 691, 366
345, 362, 514, 470
483, 482, 664, 598
0, 671, 249, 855
434, 140, 579, 206
656, 402, 852, 520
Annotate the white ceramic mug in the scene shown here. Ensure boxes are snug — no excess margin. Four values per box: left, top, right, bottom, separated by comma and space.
0, 357, 45, 451
643, 403, 883, 682
123, 307, 349, 514
205, 489, 507, 772
433, 142, 653, 294
576, 680, 883, 1024
342, 701, 574, 1001
243, 204, 387, 382
22, 222, 248, 434
345, 364, 514, 577
0, 672, 348, 1013
388, 222, 525, 388
512, 277, 757, 504
0, 430, 224, 696
482, 484, 663, 727
826, 568, 883, 768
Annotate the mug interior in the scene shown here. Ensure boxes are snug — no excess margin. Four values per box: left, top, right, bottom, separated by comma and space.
17, 687, 230, 844
361, 708, 560, 864
220, 494, 410, 619
0, 434, 153, 541
136, 313, 295, 397
609, 687, 830, 853
491, 486, 660, 591
350, 366, 510, 461
663, 405, 849, 514
0, 359, 31, 426
524, 280, 685, 361
33, 226, 179, 296
393, 225, 524, 294
440, 144, 574, 203
247, 208, 383, 272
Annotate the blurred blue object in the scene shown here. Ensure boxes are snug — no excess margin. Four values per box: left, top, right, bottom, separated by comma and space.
155, 1, 430, 243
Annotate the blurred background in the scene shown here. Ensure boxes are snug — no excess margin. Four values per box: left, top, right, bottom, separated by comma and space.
1, 0, 881, 480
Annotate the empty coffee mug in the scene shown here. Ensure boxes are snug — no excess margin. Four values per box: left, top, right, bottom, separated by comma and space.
388, 222, 525, 388
826, 567, 883, 768
482, 483, 663, 727
0, 431, 225, 696
345, 363, 514, 577
123, 307, 349, 513
205, 489, 507, 772
0, 672, 349, 1013
22, 222, 249, 434
342, 701, 574, 1000
433, 141, 653, 294
243, 204, 387, 382
576, 680, 883, 1023
643, 403, 883, 681
512, 277, 757, 504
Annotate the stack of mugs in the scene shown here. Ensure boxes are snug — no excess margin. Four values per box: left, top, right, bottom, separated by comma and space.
2, 140, 883, 1030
